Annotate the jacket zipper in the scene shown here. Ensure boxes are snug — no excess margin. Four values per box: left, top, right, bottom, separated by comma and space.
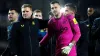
29, 24, 32, 56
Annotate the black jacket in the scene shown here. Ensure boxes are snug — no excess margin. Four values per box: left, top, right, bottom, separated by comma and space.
9, 18, 48, 56
92, 17, 100, 40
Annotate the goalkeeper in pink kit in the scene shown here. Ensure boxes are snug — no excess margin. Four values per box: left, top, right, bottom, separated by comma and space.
40, 1, 81, 56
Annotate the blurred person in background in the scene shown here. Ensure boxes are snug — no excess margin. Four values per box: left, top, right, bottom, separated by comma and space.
33, 9, 48, 56
64, 3, 88, 56
90, 7, 100, 56
1, 8, 19, 56
86, 7, 100, 56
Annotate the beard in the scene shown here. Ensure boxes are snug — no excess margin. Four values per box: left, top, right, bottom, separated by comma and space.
53, 12, 59, 18
53, 12, 58, 17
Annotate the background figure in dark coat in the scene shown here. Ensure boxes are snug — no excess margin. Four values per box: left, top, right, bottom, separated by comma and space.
33, 9, 48, 56
87, 7, 100, 56
92, 26, 100, 56
9, 4, 48, 56
1, 8, 19, 56
91, 8, 100, 56
76, 15, 89, 56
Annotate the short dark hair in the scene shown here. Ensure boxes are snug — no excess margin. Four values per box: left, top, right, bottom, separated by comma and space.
88, 5, 95, 8
9, 8, 19, 13
50, 1, 60, 5
65, 3, 77, 13
21, 4, 32, 10
33, 9, 42, 13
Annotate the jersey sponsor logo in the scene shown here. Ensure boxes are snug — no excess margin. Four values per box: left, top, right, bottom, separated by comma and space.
21, 24, 24, 27
55, 27, 68, 33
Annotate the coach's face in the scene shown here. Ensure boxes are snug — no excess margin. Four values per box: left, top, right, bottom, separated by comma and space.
21, 7, 32, 19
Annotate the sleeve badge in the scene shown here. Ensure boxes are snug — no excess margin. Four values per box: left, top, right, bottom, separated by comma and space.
73, 18, 78, 24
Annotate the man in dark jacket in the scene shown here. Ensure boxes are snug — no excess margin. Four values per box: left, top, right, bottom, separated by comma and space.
87, 7, 100, 56
1, 8, 19, 56
33, 9, 48, 56
92, 9, 100, 56
9, 4, 48, 56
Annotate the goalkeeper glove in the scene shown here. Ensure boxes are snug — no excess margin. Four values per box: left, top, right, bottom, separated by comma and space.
61, 43, 74, 55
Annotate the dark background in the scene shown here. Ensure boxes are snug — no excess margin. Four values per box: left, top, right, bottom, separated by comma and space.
0, 0, 100, 55
0, 0, 100, 18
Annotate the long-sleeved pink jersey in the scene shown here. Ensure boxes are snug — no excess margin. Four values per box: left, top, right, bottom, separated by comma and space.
40, 14, 81, 56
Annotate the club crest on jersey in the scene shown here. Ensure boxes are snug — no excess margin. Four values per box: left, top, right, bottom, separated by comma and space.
32, 21, 35, 25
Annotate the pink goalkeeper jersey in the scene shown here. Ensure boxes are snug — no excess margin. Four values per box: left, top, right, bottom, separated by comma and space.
40, 14, 81, 56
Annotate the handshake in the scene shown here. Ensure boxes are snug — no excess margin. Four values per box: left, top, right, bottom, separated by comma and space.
61, 43, 74, 55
